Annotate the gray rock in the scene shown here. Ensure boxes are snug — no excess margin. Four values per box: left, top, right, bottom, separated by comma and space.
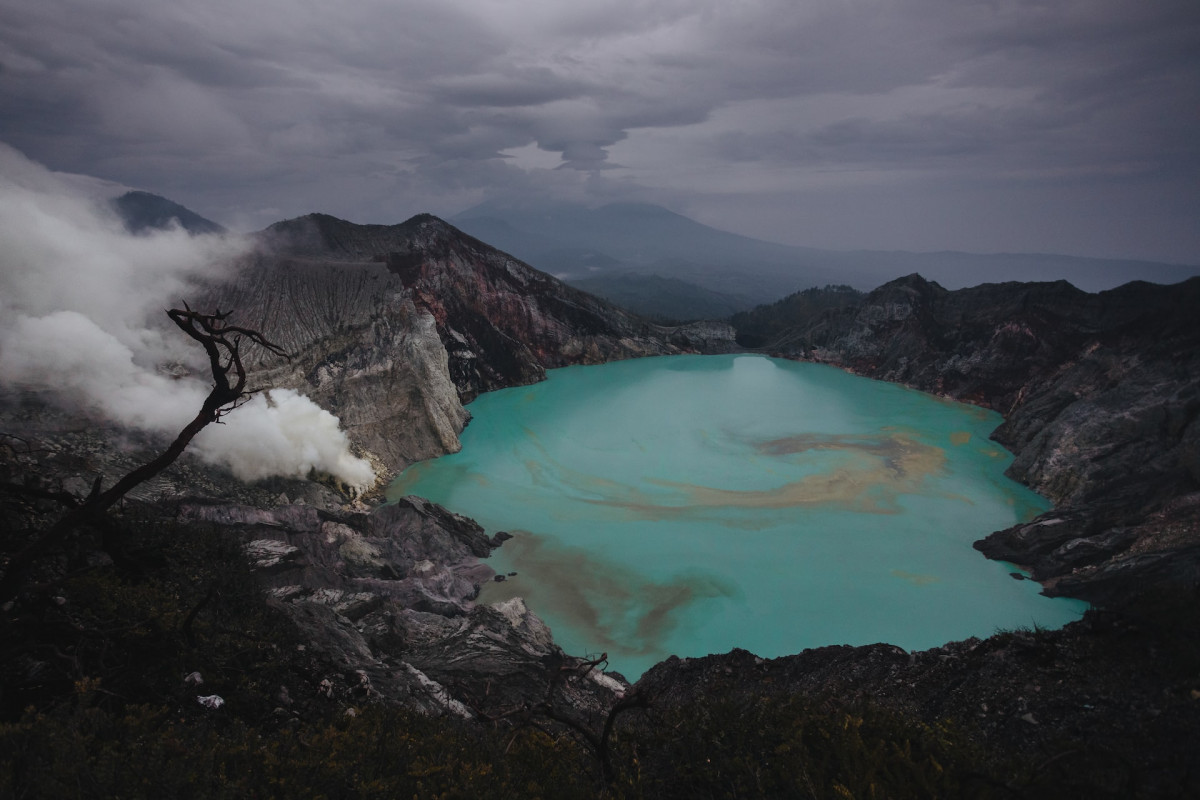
190, 493, 627, 718
244, 539, 303, 571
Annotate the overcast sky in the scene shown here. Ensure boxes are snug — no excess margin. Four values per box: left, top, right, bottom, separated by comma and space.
2, 0, 1197, 262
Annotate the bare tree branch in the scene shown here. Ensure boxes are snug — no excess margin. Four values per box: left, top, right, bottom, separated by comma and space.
0, 307, 289, 604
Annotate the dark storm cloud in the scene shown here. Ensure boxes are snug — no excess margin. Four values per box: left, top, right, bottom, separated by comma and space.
0, 0, 1196, 259
431, 68, 589, 108
706, 20, 1200, 193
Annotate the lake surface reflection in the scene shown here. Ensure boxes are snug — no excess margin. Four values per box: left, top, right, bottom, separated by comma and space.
389, 355, 1086, 679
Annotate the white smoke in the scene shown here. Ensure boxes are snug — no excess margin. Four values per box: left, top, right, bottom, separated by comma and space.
0, 143, 376, 492
194, 390, 377, 489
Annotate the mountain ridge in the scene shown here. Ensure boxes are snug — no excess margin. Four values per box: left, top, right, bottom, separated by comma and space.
198, 211, 736, 476
453, 199, 1200, 305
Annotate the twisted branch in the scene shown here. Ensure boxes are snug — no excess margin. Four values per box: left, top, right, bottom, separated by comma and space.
0, 307, 289, 604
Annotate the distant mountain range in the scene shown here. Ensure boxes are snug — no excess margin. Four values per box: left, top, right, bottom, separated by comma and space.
109, 191, 1200, 322
566, 272, 755, 322
453, 199, 1200, 314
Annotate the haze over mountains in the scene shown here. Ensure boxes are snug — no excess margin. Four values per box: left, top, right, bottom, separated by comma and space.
112, 190, 1200, 323
452, 199, 1200, 316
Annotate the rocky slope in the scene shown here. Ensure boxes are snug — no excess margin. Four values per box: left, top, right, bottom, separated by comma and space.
735, 274, 1200, 604
201, 213, 736, 477
174, 495, 623, 721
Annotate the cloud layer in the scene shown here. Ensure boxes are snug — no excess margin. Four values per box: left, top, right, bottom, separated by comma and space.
0, 145, 375, 491
0, 0, 1197, 261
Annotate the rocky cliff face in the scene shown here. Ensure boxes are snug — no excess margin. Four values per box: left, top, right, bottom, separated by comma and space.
176, 496, 623, 720
202, 213, 736, 478
738, 274, 1200, 604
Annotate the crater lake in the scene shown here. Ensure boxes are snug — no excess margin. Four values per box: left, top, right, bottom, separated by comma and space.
388, 354, 1086, 679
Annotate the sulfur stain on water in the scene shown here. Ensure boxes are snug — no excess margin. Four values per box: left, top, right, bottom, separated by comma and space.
891, 570, 941, 586
389, 354, 1087, 679
481, 532, 738, 658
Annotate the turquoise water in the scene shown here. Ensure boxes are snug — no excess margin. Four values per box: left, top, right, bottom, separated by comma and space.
389, 354, 1086, 679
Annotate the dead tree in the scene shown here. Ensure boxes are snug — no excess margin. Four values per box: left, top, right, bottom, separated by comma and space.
0, 306, 288, 604
455, 651, 650, 785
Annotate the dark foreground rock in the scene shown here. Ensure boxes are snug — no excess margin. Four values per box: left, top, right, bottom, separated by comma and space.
633, 596, 1200, 797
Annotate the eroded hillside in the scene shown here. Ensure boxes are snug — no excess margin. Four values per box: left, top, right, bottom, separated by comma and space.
201, 213, 736, 477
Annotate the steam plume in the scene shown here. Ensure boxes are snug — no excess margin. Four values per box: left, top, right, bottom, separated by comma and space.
0, 143, 375, 491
